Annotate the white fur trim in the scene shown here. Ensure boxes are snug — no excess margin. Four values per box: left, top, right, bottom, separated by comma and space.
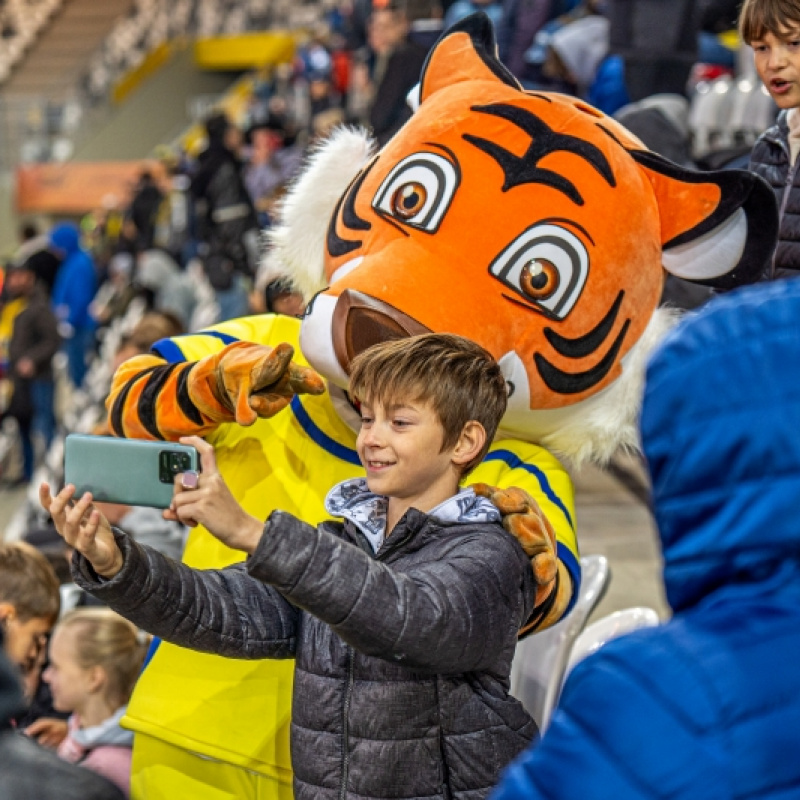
263, 126, 374, 301
497, 307, 681, 466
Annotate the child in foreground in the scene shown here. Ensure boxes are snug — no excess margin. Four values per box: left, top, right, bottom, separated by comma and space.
41, 333, 537, 800
45, 608, 146, 798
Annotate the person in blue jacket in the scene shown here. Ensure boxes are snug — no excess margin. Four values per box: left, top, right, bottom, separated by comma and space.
492, 278, 800, 800
49, 222, 97, 389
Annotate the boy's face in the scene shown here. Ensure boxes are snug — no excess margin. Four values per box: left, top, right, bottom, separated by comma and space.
356, 397, 461, 511
0, 606, 50, 673
751, 26, 800, 108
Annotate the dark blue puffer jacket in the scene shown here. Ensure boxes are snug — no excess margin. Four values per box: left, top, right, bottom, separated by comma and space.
491, 280, 800, 799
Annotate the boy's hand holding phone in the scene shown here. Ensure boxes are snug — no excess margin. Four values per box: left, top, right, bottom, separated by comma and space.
39, 484, 124, 579
166, 436, 265, 555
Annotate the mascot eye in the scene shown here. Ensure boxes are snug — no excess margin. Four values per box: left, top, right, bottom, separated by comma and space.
373, 151, 460, 233
489, 224, 589, 320
392, 183, 428, 219
520, 259, 559, 300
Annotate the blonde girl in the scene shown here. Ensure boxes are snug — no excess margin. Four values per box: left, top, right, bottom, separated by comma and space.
43, 608, 147, 798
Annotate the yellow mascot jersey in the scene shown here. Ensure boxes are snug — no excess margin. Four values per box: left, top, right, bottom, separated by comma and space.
122, 314, 580, 789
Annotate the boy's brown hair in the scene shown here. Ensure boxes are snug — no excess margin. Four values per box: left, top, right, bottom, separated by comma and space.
739, 0, 800, 43
348, 333, 508, 475
0, 542, 60, 623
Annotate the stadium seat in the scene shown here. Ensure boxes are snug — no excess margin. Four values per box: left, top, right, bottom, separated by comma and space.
509, 554, 610, 732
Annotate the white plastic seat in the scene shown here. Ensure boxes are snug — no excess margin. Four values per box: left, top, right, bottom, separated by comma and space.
509, 554, 610, 732
564, 606, 661, 680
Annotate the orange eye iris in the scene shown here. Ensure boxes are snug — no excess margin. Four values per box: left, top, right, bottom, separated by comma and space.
391, 182, 427, 219
520, 259, 559, 300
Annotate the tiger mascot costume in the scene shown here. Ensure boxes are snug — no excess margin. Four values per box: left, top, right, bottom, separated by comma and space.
103, 15, 776, 799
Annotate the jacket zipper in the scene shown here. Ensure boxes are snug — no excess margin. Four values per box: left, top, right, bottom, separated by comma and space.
337, 518, 418, 797
340, 645, 355, 800
433, 677, 452, 800
766, 124, 795, 280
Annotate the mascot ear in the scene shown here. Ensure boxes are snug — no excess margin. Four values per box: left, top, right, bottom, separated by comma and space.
631, 149, 778, 289
419, 11, 521, 103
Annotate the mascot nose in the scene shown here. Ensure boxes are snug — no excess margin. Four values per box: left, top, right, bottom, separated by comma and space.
332, 290, 431, 374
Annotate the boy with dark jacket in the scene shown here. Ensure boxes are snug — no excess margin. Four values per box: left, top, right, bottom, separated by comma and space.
742, 0, 800, 279
41, 333, 538, 800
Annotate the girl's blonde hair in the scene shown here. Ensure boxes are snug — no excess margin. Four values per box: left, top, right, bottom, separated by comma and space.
56, 608, 148, 708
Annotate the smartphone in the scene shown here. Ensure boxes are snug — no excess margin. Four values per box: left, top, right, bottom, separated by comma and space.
63, 434, 200, 509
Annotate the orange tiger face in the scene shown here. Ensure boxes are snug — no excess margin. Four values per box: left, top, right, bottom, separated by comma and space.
299, 16, 774, 427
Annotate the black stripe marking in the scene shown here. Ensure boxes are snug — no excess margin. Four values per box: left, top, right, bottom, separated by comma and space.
176, 365, 205, 427
544, 291, 623, 359
535, 319, 630, 395
138, 364, 181, 440
110, 365, 159, 437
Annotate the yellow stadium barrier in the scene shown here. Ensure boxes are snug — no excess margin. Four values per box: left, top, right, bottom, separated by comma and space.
193, 31, 298, 71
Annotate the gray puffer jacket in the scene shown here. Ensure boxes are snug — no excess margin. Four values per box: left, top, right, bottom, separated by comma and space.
749, 111, 800, 280
72, 497, 537, 800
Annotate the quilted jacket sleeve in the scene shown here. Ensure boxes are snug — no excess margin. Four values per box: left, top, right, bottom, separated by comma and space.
247, 510, 535, 674
71, 530, 299, 660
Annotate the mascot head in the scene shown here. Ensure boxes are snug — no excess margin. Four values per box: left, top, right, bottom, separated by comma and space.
269, 14, 776, 464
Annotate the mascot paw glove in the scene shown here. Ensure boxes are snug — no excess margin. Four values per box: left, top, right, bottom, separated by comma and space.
191, 341, 325, 426
473, 483, 558, 608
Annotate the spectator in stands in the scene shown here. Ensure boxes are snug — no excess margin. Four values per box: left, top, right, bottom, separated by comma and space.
546, 11, 609, 98
497, 0, 554, 81
11, 223, 62, 297
134, 248, 200, 330
264, 277, 307, 317
697, 0, 741, 68
49, 222, 98, 389
152, 147, 195, 268
243, 117, 304, 225
491, 279, 800, 800
516, 0, 605, 91
89, 253, 140, 332
444, 0, 504, 35
607, 0, 699, 101
2, 261, 60, 484
356, 1, 429, 146
191, 112, 261, 320
742, 0, 800, 281
126, 170, 163, 253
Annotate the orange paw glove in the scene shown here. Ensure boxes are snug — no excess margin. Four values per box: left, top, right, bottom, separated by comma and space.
190, 341, 325, 426
472, 483, 572, 635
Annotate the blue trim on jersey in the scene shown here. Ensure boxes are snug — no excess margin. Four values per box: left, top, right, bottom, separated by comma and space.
290, 395, 361, 465
558, 543, 581, 616
142, 636, 161, 670
151, 331, 241, 364
483, 449, 575, 532
151, 339, 186, 364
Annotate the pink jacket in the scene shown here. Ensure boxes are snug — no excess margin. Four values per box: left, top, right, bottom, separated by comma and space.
57, 708, 133, 797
